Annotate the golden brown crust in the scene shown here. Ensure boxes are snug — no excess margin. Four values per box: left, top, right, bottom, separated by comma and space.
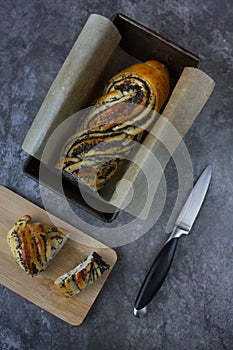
54, 252, 110, 297
57, 60, 170, 190
7, 215, 69, 276
105, 60, 170, 112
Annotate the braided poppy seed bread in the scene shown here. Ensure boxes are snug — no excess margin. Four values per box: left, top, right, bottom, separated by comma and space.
7, 215, 69, 276
57, 60, 170, 190
54, 252, 110, 297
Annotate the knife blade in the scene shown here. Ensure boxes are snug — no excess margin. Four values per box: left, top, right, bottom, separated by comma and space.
134, 164, 212, 318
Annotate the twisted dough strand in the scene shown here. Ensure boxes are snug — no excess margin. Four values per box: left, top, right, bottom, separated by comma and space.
57, 60, 169, 190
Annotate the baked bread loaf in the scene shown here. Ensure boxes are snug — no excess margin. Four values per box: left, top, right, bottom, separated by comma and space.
57, 60, 170, 190
54, 252, 110, 297
7, 215, 69, 276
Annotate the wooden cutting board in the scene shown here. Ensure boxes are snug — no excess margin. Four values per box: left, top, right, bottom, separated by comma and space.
0, 186, 117, 325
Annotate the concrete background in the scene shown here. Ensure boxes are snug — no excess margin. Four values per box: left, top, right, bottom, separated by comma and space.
0, 0, 232, 349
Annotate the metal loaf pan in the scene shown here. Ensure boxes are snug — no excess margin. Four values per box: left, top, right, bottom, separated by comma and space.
23, 13, 200, 222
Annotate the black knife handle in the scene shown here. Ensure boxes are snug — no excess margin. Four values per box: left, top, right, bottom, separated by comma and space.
134, 237, 178, 311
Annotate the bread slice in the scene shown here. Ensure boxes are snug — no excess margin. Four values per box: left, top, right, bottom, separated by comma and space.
7, 215, 69, 276
54, 252, 110, 297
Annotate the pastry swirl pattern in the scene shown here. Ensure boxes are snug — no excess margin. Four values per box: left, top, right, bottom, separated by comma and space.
57, 60, 170, 190
7, 215, 68, 276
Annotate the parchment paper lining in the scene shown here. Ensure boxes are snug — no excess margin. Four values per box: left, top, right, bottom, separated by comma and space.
22, 14, 122, 159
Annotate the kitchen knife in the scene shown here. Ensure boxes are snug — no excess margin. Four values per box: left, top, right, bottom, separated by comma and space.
134, 164, 212, 318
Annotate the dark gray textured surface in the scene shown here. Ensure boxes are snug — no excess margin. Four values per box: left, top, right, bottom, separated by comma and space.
0, 1, 233, 349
